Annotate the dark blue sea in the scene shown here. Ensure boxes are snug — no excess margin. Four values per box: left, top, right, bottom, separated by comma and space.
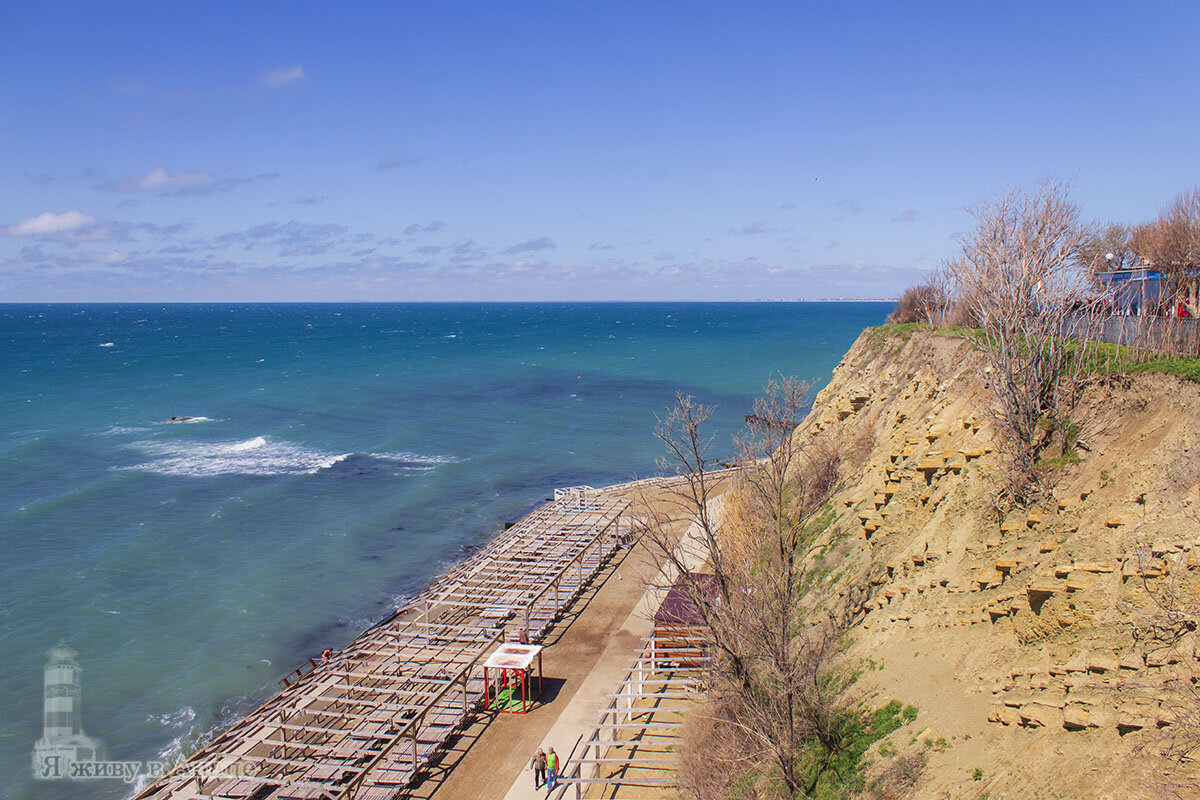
0, 302, 889, 798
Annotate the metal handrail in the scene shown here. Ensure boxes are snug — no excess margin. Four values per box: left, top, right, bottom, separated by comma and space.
552, 637, 709, 799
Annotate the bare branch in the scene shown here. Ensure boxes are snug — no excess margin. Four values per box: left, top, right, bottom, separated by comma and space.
940, 179, 1097, 504
641, 377, 880, 798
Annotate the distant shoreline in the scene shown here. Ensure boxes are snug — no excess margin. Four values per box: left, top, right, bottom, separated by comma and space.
0, 298, 899, 305
731, 298, 896, 303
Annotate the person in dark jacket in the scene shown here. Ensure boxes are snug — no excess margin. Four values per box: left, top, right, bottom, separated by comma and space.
531, 748, 546, 789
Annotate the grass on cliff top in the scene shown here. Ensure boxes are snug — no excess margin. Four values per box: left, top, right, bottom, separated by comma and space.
1090, 343, 1200, 383
864, 322, 922, 345
1063, 339, 1200, 383
864, 324, 1200, 383
864, 322, 977, 347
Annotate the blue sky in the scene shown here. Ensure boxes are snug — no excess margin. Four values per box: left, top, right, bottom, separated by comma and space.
3, 1, 1199, 301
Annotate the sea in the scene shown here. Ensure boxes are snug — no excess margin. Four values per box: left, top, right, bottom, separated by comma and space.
0, 301, 890, 798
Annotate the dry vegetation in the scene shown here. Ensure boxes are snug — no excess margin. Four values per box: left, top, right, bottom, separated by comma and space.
937, 180, 1105, 504
885, 284, 946, 327
1081, 187, 1200, 309
893, 181, 1200, 504
886, 181, 1106, 505
875, 179, 1200, 797
639, 379, 913, 799
632, 180, 1200, 799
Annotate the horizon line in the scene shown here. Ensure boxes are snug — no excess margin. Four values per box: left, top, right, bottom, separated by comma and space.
0, 298, 899, 305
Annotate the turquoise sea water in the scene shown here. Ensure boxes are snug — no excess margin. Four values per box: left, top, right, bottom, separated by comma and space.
0, 302, 889, 798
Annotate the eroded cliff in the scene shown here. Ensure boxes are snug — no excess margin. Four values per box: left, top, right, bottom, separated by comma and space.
801, 326, 1200, 799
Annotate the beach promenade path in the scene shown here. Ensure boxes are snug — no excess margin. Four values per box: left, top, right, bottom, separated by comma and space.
393, 531, 654, 800
500, 498, 720, 800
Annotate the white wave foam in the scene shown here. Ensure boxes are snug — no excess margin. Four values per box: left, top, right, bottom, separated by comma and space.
226, 435, 266, 452
147, 705, 196, 730
99, 425, 151, 436
127, 707, 199, 797
372, 451, 460, 468
122, 436, 350, 477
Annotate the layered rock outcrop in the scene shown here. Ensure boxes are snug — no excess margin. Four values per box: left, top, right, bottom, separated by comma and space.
802, 327, 1200, 798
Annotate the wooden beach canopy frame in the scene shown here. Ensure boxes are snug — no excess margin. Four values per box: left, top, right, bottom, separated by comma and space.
134, 487, 627, 800
482, 642, 544, 714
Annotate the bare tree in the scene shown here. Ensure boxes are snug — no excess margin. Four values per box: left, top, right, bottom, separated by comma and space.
941, 179, 1098, 503
1132, 189, 1200, 273
1079, 222, 1136, 274
641, 378, 878, 799
887, 282, 948, 325
1132, 189, 1200, 317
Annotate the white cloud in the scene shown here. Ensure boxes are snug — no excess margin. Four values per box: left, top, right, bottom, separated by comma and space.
728, 221, 783, 236
99, 167, 276, 196
378, 153, 429, 171
115, 166, 213, 193
5, 210, 96, 236
834, 199, 864, 216
404, 219, 446, 235
260, 65, 306, 89
504, 236, 556, 254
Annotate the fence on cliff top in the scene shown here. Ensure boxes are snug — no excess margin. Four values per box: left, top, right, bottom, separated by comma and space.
1064, 313, 1200, 358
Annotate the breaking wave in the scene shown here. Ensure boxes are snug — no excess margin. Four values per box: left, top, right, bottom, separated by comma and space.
372, 451, 460, 469
119, 439, 456, 477
121, 436, 351, 477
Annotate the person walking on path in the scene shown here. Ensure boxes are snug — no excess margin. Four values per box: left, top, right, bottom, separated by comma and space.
545, 747, 559, 792
531, 748, 547, 789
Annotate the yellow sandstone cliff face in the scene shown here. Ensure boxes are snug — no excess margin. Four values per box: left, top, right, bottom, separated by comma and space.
802, 327, 1200, 799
